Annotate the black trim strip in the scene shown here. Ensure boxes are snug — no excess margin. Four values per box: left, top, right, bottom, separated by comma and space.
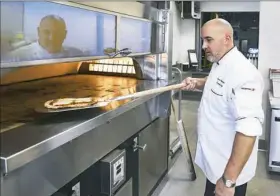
236, 117, 246, 121
241, 87, 255, 91
211, 89, 223, 96
272, 161, 280, 166
235, 117, 262, 124
217, 46, 235, 65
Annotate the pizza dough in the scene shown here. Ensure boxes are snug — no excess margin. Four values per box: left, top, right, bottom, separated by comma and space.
44, 97, 100, 109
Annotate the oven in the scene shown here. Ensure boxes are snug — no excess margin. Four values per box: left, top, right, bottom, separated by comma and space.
0, 1, 177, 196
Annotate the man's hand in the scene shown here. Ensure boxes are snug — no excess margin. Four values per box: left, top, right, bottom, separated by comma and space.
182, 77, 197, 90
215, 178, 235, 196
182, 76, 208, 90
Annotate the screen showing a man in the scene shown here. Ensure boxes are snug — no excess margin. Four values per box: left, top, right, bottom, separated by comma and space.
38, 15, 68, 54
0, 1, 116, 64
8, 15, 84, 61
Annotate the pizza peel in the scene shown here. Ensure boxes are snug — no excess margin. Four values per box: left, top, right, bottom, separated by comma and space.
36, 83, 186, 113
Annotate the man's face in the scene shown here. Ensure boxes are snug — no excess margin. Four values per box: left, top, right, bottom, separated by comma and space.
201, 25, 227, 63
37, 19, 66, 53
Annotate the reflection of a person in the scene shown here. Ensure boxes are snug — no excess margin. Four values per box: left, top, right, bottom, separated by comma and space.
9, 15, 84, 61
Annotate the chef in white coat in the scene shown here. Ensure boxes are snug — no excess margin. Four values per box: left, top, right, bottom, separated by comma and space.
182, 18, 264, 196
9, 15, 83, 61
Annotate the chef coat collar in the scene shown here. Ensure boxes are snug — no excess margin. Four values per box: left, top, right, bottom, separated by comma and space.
216, 46, 236, 65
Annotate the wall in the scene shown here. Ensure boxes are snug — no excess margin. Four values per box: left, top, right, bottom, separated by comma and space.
200, 1, 260, 12
171, 2, 196, 65
258, 1, 280, 140
179, 19, 196, 63
171, 1, 181, 65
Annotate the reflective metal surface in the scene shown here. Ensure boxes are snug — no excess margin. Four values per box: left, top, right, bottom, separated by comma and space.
165, 5, 173, 81
0, 74, 174, 175
158, 53, 169, 81
0, 91, 171, 196
138, 117, 169, 196
141, 55, 158, 80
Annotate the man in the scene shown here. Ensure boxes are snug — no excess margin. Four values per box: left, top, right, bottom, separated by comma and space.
9, 15, 83, 61
182, 18, 264, 196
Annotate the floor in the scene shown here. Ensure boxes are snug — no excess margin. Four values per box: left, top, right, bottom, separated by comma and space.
154, 99, 280, 196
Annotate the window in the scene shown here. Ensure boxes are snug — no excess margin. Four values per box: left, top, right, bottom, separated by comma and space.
119, 17, 152, 53
0, 1, 116, 63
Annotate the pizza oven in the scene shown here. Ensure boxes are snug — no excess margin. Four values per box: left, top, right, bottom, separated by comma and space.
0, 50, 173, 196
0, 53, 168, 132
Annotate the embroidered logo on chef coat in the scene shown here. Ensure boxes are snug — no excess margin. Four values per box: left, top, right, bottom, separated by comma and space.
216, 77, 225, 87
211, 77, 226, 97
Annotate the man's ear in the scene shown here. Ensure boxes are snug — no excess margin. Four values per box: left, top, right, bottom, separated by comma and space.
225, 34, 231, 43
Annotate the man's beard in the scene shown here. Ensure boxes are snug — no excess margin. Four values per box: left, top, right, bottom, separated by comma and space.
206, 52, 220, 63
206, 55, 216, 62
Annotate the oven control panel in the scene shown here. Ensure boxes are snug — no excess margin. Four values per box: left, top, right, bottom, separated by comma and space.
100, 149, 126, 195
113, 155, 125, 186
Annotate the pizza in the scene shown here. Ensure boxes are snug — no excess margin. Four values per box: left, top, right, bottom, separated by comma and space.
44, 97, 100, 109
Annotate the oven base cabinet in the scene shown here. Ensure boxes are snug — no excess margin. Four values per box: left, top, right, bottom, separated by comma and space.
138, 117, 169, 196
50, 117, 169, 196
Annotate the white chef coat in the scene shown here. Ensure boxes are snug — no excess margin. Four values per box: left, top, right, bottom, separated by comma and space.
8, 42, 84, 62
195, 47, 264, 186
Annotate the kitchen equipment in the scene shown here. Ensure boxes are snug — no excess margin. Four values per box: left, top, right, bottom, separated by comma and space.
269, 69, 280, 98
268, 108, 280, 173
268, 91, 280, 173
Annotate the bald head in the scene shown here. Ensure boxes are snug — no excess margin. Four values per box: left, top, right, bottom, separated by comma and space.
203, 18, 234, 40
37, 15, 67, 53
201, 18, 235, 63
39, 15, 66, 30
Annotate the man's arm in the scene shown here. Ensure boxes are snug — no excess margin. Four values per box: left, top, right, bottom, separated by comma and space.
223, 75, 264, 183
223, 132, 256, 182
215, 75, 264, 196
182, 76, 208, 90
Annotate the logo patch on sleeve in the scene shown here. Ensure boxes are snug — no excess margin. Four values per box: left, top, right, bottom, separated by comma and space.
241, 87, 255, 91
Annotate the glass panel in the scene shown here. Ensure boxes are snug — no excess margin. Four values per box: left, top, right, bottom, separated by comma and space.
119, 17, 151, 53
0, 1, 116, 64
